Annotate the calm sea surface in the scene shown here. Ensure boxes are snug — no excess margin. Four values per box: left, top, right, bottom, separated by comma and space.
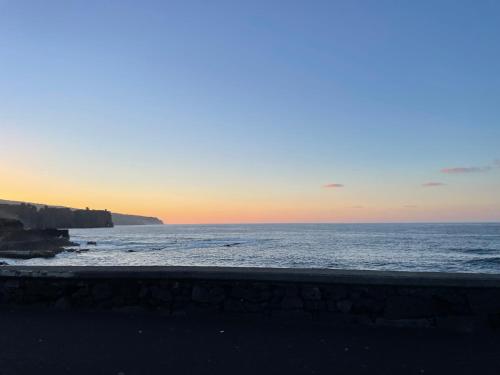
8, 223, 500, 273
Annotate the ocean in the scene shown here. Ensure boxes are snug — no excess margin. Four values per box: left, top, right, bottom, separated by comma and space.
7, 223, 500, 273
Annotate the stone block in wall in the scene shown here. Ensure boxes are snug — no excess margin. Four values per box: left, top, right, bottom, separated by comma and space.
72, 286, 90, 299
243, 301, 268, 313
435, 316, 488, 333
192, 285, 225, 304
23, 280, 62, 299
150, 286, 173, 302
336, 300, 353, 314
375, 318, 433, 329
54, 296, 71, 310
271, 310, 312, 319
466, 289, 500, 314
231, 284, 272, 303
3, 279, 21, 290
384, 295, 434, 319
323, 285, 348, 301
281, 296, 303, 310
284, 285, 299, 297
326, 300, 339, 312
182, 303, 221, 317
368, 286, 397, 301
351, 297, 384, 314
91, 283, 113, 301
301, 286, 321, 300
224, 299, 246, 313
317, 311, 372, 326
224, 298, 268, 314
172, 281, 192, 297
304, 300, 326, 312
111, 295, 126, 307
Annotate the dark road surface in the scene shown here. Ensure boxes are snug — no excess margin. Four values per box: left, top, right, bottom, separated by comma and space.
0, 308, 499, 375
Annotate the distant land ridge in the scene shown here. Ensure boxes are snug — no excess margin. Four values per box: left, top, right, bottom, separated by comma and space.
111, 212, 163, 226
0, 199, 164, 228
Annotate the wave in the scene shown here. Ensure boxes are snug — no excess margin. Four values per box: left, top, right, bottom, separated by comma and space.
448, 248, 500, 255
465, 257, 500, 267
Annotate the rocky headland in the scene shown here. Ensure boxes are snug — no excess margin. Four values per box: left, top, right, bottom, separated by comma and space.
0, 199, 164, 227
0, 202, 113, 229
111, 212, 164, 225
0, 218, 77, 259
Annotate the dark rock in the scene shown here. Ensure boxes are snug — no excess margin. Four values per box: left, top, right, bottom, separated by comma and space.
0, 218, 77, 259
284, 285, 299, 297
71, 287, 90, 302
435, 316, 487, 333
231, 284, 272, 302
375, 318, 433, 329
385, 295, 435, 319
150, 286, 172, 302
192, 285, 225, 304
352, 298, 384, 314
0, 261, 9, 265
112, 306, 148, 314
0, 249, 64, 259
301, 286, 322, 300
281, 296, 303, 310
87, 241, 97, 246
0, 218, 24, 231
224, 299, 246, 312
304, 300, 326, 312
3, 279, 21, 289
139, 285, 150, 299
324, 285, 348, 301
54, 297, 71, 310
326, 300, 339, 312
337, 300, 353, 314
272, 310, 311, 319
92, 284, 113, 301
223, 242, 242, 247
466, 290, 500, 314
243, 301, 268, 313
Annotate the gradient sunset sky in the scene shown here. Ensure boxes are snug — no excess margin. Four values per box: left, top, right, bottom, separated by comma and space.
1, 1, 499, 223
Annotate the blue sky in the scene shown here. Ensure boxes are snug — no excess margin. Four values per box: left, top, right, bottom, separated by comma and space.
1, 0, 499, 222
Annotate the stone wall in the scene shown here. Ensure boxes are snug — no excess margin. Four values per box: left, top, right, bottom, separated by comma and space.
1, 266, 500, 332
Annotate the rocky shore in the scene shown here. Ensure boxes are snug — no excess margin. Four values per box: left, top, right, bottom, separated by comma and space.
0, 218, 77, 259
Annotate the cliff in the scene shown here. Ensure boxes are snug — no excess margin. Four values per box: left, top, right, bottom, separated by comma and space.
0, 203, 113, 229
0, 199, 164, 227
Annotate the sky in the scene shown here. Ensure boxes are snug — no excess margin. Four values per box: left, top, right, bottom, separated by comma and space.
1, 0, 499, 224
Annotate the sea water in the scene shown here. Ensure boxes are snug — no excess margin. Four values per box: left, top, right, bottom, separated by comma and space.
7, 223, 500, 273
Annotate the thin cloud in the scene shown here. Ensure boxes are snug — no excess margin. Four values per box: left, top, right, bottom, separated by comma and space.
440, 167, 486, 174
422, 182, 446, 187
323, 183, 344, 188
494, 159, 500, 168
403, 205, 418, 208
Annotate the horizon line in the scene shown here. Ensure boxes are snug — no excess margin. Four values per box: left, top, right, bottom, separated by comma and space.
157, 220, 500, 225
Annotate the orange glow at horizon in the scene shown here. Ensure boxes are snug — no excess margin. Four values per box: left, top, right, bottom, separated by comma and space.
2, 163, 499, 224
